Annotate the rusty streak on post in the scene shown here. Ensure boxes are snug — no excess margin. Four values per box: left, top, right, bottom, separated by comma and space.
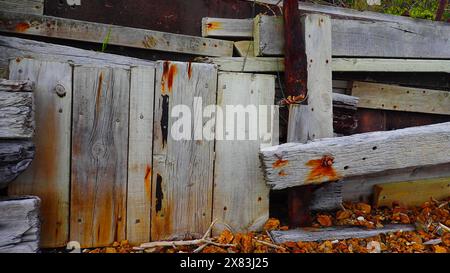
435, 0, 448, 21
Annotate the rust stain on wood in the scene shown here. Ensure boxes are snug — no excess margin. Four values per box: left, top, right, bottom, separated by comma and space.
161, 61, 177, 94
187, 62, 192, 79
167, 64, 177, 92
278, 170, 288, 176
95, 72, 103, 110
206, 21, 222, 31
144, 165, 152, 201
273, 158, 288, 169
305, 155, 341, 184
15, 22, 31, 32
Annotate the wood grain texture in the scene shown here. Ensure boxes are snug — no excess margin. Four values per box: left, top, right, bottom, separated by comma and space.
234, 41, 254, 57
0, 91, 34, 139
260, 122, 450, 189
0, 35, 154, 71
0, 0, 43, 15
152, 61, 217, 240
0, 11, 233, 57
352, 81, 450, 115
71, 66, 130, 248
0, 141, 34, 190
0, 196, 40, 253
126, 66, 155, 245
374, 177, 450, 208
202, 18, 253, 38
253, 15, 450, 58
8, 59, 71, 248
0, 79, 34, 92
271, 224, 415, 243
287, 14, 333, 143
213, 72, 277, 234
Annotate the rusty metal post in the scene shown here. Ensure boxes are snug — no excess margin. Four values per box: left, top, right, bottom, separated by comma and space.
283, 0, 313, 228
435, 0, 448, 21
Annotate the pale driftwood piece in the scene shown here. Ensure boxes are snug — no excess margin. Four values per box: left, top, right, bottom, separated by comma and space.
253, 15, 450, 58
0, 91, 34, 139
0, 11, 233, 57
213, 72, 277, 235
0, 141, 34, 190
0, 35, 154, 71
244, 1, 447, 26
71, 66, 129, 248
287, 14, 333, 143
0, 79, 34, 92
0, 0, 43, 15
234, 41, 254, 57
260, 122, 450, 190
352, 81, 450, 116
126, 66, 155, 245
202, 18, 253, 38
270, 224, 415, 243
8, 59, 71, 248
0, 196, 40, 253
152, 61, 217, 241
199, 57, 450, 73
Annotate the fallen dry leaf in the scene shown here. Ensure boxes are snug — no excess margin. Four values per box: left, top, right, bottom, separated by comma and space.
317, 215, 333, 227
263, 218, 280, 231
433, 245, 447, 253
217, 229, 234, 244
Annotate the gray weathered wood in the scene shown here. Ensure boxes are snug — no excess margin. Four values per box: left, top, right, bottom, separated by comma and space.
234, 41, 254, 57
0, 141, 34, 190
271, 224, 415, 243
71, 66, 129, 248
0, 11, 234, 57
253, 15, 450, 58
352, 81, 450, 116
126, 66, 155, 245
0, 0, 43, 15
0, 79, 34, 92
287, 14, 333, 143
202, 18, 253, 38
213, 72, 277, 235
8, 59, 72, 248
199, 57, 450, 73
0, 35, 154, 71
0, 90, 34, 139
260, 122, 450, 190
0, 196, 40, 253
152, 61, 217, 240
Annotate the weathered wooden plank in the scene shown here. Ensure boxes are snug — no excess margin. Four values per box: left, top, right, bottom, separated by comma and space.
0, 35, 154, 71
0, 0, 43, 15
271, 224, 415, 243
234, 41, 254, 57
287, 14, 333, 143
200, 57, 450, 73
8, 59, 71, 248
0, 196, 40, 253
202, 17, 253, 38
0, 79, 34, 92
260, 122, 450, 190
0, 91, 34, 139
374, 177, 450, 208
71, 66, 129, 248
0, 141, 34, 190
352, 81, 450, 116
213, 72, 277, 234
126, 66, 155, 245
253, 15, 450, 58
152, 61, 217, 240
0, 11, 234, 57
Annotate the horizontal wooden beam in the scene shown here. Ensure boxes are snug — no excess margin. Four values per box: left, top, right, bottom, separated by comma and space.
198, 57, 450, 73
270, 224, 415, 243
253, 15, 450, 58
374, 177, 450, 208
0, 79, 34, 92
0, 91, 34, 139
201, 17, 253, 38
0, 141, 35, 189
260, 122, 450, 189
0, 11, 234, 57
0, 0, 43, 15
352, 81, 450, 116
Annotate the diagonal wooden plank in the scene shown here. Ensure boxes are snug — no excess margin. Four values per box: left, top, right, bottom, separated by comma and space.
0, 10, 234, 57
151, 61, 217, 240
126, 66, 155, 245
70, 66, 130, 248
8, 58, 72, 248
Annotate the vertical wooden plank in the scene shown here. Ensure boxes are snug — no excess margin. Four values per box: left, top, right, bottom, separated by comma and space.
8, 58, 72, 248
71, 66, 130, 248
213, 72, 277, 234
151, 61, 217, 240
286, 14, 333, 227
126, 66, 155, 245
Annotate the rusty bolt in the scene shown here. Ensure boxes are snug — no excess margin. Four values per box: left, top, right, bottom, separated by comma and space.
54, 84, 66, 98
321, 155, 334, 167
